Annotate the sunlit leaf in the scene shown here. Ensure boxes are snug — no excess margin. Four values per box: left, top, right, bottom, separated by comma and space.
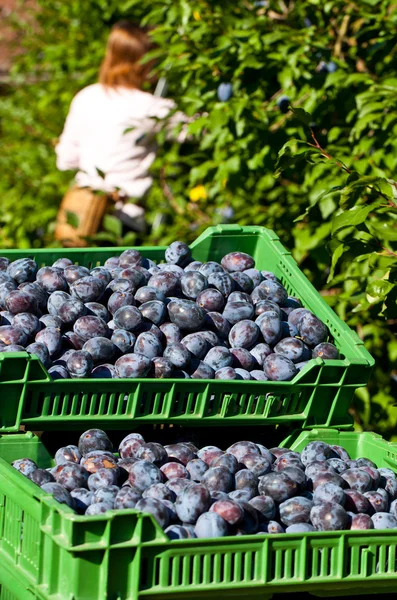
66, 211, 79, 228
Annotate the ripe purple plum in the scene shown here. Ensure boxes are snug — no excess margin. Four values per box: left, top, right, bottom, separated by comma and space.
175, 483, 210, 523
310, 503, 349, 531
221, 252, 254, 273
196, 289, 225, 312
115, 353, 151, 378
279, 496, 313, 526
263, 354, 297, 381
194, 512, 228, 538
202, 466, 234, 493
210, 499, 243, 525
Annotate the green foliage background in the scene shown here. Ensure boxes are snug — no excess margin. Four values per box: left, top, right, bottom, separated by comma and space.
1, 0, 397, 436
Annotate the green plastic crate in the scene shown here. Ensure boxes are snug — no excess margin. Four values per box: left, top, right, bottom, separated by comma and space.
0, 224, 373, 433
1, 428, 397, 599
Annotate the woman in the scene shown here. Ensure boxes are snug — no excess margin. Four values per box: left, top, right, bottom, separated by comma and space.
55, 21, 186, 246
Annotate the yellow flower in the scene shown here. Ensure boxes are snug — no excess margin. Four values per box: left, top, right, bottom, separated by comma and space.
193, 10, 201, 20
189, 185, 208, 202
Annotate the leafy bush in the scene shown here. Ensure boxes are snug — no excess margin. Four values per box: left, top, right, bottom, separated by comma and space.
277, 106, 397, 436
1, 0, 397, 435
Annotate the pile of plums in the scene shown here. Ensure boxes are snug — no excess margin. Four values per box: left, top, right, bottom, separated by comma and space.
12, 429, 397, 539
0, 242, 339, 381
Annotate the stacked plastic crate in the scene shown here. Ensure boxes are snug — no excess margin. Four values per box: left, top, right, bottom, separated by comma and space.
1, 224, 394, 600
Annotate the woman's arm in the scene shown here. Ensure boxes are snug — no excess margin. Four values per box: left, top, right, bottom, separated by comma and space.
55, 97, 81, 170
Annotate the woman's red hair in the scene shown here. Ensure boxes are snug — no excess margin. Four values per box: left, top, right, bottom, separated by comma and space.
99, 21, 153, 89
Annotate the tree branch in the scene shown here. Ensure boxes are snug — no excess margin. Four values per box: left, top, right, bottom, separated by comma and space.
334, 14, 350, 59
308, 129, 352, 173
307, 128, 397, 207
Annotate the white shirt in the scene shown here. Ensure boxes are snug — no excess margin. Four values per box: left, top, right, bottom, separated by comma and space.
56, 83, 185, 198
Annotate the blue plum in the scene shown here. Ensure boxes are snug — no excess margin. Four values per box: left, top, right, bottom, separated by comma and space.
7, 258, 37, 284
312, 342, 339, 360
371, 512, 397, 529
139, 300, 166, 326
256, 312, 282, 345
229, 320, 260, 349
263, 354, 297, 381
41, 482, 75, 509
181, 333, 209, 359
310, 503, 349, 531
111, 329, 136, 354
217, 83, 233, 102
279, 496, 313, 526
194, 512, 228, 538
175, 483, 211, 523
258, 471, 298, 503
83, 337, 115, 364
297, 312, 328, 347
274, 337, 311, 363
134, 331, 162, 359
113, 306, 143, 332
151, 356, 174, 378
163, 343, 191, 369
181, 272, 208, 299
167, 300, 206, 331
159, 322, 181, 345
223, 301, 254, 325
115, 353, 151, 378
165, 242, 191, 267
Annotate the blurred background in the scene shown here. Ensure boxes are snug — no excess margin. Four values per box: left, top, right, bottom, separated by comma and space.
1, 0, 397, 438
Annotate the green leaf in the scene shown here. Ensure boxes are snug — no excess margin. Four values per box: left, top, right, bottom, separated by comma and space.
95, 167, 106, 179
319, 195, 336, 220
66, 211, 79, 228
225, 156, 240, 173
190, 161, 213, 184
328, 242, 347, 283
122, 231, 138, 245
366, 279, 395, 299
327, 127, 341, 143
275, 140, 311, 177
384, 286, 397, 319
180, 0, 192, 27
90, 232, 117, 243
103, 214, 122, 237
358, 102, 385, 119
369, 222, 397, 241
291, 107, 312, 127
332, 202, 381, 235
388, 340, 397, 362
188, 117, 207, 135
295, 186, 342, 222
